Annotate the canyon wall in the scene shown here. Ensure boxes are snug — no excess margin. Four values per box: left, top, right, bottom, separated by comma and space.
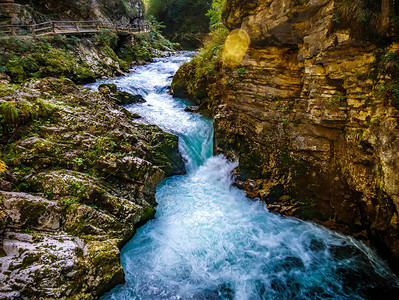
175, 0, 399, 266
1, 0, 144, 25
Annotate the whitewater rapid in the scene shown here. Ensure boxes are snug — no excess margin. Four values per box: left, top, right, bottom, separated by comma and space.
92, 53, 398, 300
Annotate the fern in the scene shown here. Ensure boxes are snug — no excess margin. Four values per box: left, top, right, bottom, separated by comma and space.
0, 101, 19, 125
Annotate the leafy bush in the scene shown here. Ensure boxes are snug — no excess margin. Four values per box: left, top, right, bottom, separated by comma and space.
175, 0, 228, 98
370, 49, 399, 108
95, 30, 118, 49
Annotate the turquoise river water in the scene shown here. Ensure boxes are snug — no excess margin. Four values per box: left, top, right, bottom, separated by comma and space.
93, 53, 399, 299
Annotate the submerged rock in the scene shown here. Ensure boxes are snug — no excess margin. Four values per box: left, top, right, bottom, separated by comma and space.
0, 78, 185, 298
132, 113, 142, 119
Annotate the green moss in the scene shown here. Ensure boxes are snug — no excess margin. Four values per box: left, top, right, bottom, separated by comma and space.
0, 102, 19, 126
95, 31, 118, 49
15, 200, 46, 229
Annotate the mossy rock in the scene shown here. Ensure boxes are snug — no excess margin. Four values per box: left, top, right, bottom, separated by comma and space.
110, 91, 146, 105
99, 83, 117, 94
0, 209, 9, 234
148, 128, 186, 176
171, 63, 191, 99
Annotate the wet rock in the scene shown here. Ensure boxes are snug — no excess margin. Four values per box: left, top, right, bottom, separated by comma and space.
111, 91, 146, 105
1, 191, 62, 231
0, 231, 84, 299
185, 105, 200, 113
99, 83, 117, 94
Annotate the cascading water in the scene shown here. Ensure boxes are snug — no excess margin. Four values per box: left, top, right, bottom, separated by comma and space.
93, 53, 398, 299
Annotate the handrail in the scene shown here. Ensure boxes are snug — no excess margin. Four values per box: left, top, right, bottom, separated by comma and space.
0, 19, 151, 38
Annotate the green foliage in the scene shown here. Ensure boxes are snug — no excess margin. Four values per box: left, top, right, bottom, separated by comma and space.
0, 36, 96, 84
99, 0, 139, 18
146, 0, 212, 47
328, 92, 347, 111
175, 0, 228, 96
0, 160, 7, 173
372, 49, 399, 108
190, 26, 228, 88
207, 0, 226, 30
331, 0, 392, 38
0, 102, 19, 125
236, 67, 247, 75
95, 30, 118, 49
0, 87, 63, 142
116, 18, 178, 64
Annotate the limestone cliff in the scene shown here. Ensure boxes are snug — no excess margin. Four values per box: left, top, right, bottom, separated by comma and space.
174, 0, 399, 267
0, 0, 144, 25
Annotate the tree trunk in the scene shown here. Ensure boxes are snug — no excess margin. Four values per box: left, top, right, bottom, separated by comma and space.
380, 0, 394, 36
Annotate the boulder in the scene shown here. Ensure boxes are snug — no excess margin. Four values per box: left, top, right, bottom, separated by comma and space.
1, 191, 62, 231
184, 106, 200, 113
98, 83, 117, 94
111, 91, 146, 105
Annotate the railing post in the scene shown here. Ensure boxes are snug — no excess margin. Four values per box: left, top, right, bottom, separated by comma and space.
11, 27, 17, 38
52, 22, 56, 34
31, 25, 36, 39
75, 22, 79, 32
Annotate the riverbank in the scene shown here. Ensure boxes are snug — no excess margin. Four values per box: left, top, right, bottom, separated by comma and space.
0, 75, 185, 298
0, 28, 177, 85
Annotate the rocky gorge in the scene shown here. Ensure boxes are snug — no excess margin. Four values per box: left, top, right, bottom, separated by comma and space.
1, 0, 399, 298
173, 0, 399, 269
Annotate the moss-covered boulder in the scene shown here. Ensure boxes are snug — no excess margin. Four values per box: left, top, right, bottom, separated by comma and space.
99, 83, 118, 94
111, 91, 146, 105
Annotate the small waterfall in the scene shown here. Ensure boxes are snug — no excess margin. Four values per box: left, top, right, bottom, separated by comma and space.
94, 53, 399, 300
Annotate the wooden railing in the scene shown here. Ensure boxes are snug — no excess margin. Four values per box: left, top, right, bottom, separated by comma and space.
0, 20, 150, 39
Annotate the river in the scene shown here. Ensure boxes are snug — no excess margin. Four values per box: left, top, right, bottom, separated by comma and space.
93, 53, 398, 299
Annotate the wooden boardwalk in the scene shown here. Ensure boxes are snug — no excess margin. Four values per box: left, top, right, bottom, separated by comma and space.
0, 20, 150, 39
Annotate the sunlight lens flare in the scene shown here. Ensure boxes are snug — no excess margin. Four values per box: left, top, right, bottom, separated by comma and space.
222, 29, 250, 67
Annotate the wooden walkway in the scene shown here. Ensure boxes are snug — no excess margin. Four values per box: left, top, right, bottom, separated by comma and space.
0, 20, 150, 39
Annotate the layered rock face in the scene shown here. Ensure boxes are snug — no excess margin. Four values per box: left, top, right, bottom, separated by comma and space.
0, 0, 144, 25
180, 0, 399, 264
0, 78, 185, 298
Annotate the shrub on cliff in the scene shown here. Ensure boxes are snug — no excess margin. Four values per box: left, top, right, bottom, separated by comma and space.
332, 0, 396, 39
171, 0, 227, 101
